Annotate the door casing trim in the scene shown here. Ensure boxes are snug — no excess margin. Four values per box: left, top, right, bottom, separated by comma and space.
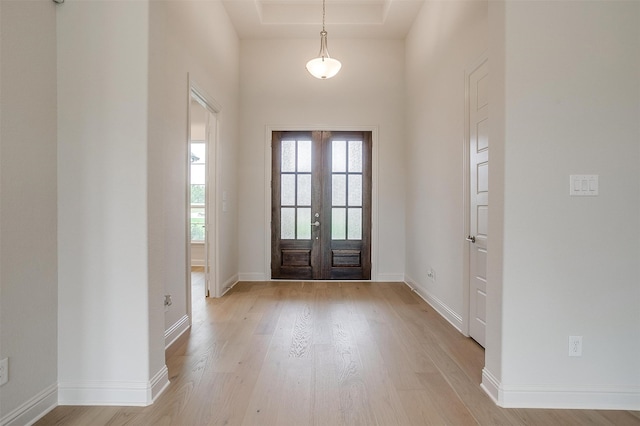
264, 125, 379, 281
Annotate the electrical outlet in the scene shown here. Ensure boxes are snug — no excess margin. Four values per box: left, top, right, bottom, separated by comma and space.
0, 358, 8, 386
427, 268, 436, 281
568, 336, 582, 357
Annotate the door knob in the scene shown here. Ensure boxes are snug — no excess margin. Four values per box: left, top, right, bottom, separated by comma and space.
312, 221, 320, 227
466, 235, 476, 243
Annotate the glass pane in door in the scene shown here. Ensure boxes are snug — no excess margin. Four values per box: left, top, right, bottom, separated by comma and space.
332, 140, 346, 172
348, 208, 362, 240
281, 140, 296, 172
332, 175, 346, 206
331, 138, 363, 241
297, 140, 312, 172
281, 174, 295, 206
280, 139, 312, 240
348, 175, 362, 206
297, 174, 311, 205
297, 208, 311, 239
332, 208, 346, 240
348, 140, 362, 172
281, 207, 295, 239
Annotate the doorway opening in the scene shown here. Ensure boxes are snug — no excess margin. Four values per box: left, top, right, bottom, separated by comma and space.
187, 83, 220, 309
271, 130, 372, 280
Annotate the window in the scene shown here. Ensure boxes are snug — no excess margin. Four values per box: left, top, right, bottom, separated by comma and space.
190, 142, 205, 241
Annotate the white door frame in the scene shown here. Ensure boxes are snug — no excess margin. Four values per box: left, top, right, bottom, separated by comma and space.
187, 75, 222, 319
263, 125, 379, 281
462, 53, 488, 338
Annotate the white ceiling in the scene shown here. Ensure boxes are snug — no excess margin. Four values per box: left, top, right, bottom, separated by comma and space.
221, 0, 426, 39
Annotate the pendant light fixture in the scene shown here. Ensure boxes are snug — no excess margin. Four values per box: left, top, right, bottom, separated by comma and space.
306, 0, 341, 79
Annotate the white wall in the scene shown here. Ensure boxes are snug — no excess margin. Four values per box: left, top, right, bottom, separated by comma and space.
57, 0, 241, 400
0, 1, 59, 422
239, 39, 405, 280
0, 0, 240, 412
190, 244, 206, 267
404, 1, 488, 328
57, 0, 161, 405
485, 0, 640, 409
148, 0, 240, 342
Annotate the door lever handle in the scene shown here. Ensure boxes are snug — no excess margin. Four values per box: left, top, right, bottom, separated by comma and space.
466, 235, 476, 243
312, 221, 320, 227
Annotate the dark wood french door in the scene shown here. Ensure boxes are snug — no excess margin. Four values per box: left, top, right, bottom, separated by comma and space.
271, 130, 372, 280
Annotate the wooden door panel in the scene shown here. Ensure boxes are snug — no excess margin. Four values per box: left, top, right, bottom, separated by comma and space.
282, 249, 312, 267
272, 130, 371, 280
322, 131, 371, 280
331, 250, 361, 267
271, 131, 319, 279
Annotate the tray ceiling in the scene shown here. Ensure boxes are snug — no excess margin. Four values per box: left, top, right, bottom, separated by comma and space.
222, 0, 426, 39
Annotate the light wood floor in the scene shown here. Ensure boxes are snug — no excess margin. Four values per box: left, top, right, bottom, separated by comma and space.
38, 269, 640, 425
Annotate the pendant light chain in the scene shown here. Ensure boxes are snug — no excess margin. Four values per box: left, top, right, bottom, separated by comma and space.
322, 0, 326, 32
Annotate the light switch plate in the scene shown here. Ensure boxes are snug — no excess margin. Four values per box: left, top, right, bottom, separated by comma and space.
570, 175, 598, 196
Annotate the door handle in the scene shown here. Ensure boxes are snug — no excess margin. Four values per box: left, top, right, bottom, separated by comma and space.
466, 235, 476, 243
312, 221, 320, 227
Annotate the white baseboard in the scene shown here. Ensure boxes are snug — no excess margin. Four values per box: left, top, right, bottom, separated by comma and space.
219, 274, 239, 296
58, 378, 157, 406
0, 383, 57, 426
2, 372, 170, 421
499, 384, 640, 410
375, 273, 404, 282
165, 314, 190, 349
404, 275, 463, 332
481, 367, 501, 405
148, 366, 170, 403
238, 272, 266, 281
482, 368, 640, 410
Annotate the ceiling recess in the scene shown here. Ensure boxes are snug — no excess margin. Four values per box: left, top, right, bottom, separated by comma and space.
221, 0, 425, 39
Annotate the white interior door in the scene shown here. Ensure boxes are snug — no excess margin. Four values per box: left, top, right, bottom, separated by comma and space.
468, 58, 488, 347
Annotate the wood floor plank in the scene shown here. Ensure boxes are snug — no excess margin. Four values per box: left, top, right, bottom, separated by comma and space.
239, 354, 287, 425
288, 302, 313, 358
311, 343, 343, 426
597, 410, 640, 425
275, 357, 314, 426
416, 371, 481, 425
254, 296, 285, 335
36, 277, 640, 426
331, 302, 377, 426
366, 319, 430, 390
397, 311, 518, 424
354, 333, 414, 425
396, 388, 456, 426
311, 288, 334, 345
